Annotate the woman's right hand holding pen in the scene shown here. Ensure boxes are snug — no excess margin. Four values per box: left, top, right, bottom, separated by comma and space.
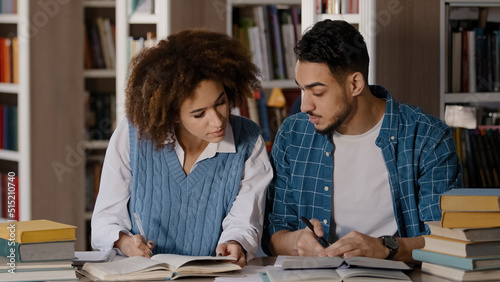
114, 232, 155, 258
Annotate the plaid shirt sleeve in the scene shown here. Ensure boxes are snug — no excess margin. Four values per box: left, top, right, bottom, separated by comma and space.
263, 114, 333, 253
379, 92, 463, 237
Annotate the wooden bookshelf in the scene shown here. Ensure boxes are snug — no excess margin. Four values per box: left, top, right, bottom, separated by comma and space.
440, 0, 500, 119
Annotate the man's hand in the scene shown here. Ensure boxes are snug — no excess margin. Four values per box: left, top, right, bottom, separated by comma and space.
114, 232, 155, 258
323, 231, 424, 262
323, 231, 387, 259
269, 218, 327, 256
216, 240, 246, 267
295, 218, 329, 256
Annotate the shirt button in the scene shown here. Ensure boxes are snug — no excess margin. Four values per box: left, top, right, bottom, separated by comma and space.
323, 219, 328, 224
324, 186, 329, 191
326, 152, 330, 157
390, 136, 395, 140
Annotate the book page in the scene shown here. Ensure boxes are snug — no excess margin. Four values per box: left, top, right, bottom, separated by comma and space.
344, 256, 412, 270
336, 268, 411, 281
267, 268, 341, 282
82, 256, 169, 275
278, 256, 344, 269
151, 254, 239, 273
277, 255, 411, 270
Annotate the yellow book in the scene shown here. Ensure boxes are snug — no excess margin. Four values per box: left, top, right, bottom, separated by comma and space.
11, 37, 18, 84
0, 219, 76, 244
441, 211, 500, 228
440, 188, 500, 212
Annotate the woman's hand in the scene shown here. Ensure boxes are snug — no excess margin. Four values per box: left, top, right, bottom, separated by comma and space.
114, 232, 155, 258
216, 240, 246, 268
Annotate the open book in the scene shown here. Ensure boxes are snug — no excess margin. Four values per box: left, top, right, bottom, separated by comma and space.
275, 255, 412, 270
268, 256, 412, 282
81, 254, 241, 280
267, 268, 411, 282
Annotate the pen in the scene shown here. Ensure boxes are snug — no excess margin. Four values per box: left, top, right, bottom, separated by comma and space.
133, 213, 153, 257
300, 216, 331, 248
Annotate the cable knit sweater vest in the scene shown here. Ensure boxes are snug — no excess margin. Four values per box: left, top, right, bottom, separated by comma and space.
128, 116, 261, 256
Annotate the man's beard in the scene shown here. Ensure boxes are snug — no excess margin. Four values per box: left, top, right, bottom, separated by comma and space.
313, 91, 352, 136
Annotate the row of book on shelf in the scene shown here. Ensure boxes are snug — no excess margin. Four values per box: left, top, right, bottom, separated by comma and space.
447, 6, 500, 93
0, 37, 18, 84
127, 31, 157, 63
452, 125, 500, 188
412, 188, 500, 281
0, 219, 77, 280
233, 5, 300, 81
84, 17, 116, 70
237, 87, 301, 152
0, 103, 17, 151
84, 91, 115, 141
315, 0, 359, 15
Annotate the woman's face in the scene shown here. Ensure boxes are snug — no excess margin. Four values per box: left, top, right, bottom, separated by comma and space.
177, 79, 230, 144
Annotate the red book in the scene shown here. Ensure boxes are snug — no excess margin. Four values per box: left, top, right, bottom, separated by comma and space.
10, 176, 19, 221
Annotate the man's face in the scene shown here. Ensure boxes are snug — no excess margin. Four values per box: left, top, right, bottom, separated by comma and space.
296, 61, 353, 136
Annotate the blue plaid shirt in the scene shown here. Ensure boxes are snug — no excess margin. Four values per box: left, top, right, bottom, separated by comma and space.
264, 85, 463, 247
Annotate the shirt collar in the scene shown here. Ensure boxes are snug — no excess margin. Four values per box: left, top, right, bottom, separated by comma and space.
370, 85, 399, 147
174, 122, 236, 164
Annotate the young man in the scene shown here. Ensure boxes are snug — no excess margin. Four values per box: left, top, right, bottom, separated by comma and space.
263, 20, 462, 262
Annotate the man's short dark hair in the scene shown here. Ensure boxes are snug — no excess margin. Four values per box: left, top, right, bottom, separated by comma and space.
295, 20, 369, 84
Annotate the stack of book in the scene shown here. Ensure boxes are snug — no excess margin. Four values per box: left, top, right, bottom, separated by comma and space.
413, 188, 500, 281
0, 219, 77, 281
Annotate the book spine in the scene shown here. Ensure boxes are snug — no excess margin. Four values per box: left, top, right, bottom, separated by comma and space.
267, 5, 286, 80
494, 31, 500, 92
461, 30, 469, 93
451, 32, 462, 93
0, 238, 21, 262
412, 249, 474, 271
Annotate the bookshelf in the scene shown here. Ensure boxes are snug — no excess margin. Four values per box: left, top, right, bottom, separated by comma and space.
227, 0, 301, 88
82, 0, 116, 250
0, 1, 87, 249
440, 0, 500, 119
115, 0, 170, 125
301, 0, 376, 84
440, 0, 500, 188
0, 0, 29, 222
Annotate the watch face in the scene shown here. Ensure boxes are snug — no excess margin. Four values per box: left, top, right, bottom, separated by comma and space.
384, 236, 399, 250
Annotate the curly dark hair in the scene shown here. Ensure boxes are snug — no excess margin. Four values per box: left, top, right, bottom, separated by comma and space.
295, 20, 369, 85
125, 28, 261, 150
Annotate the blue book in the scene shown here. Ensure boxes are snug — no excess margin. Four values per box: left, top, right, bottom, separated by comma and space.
493, 30, 500, 92
413, 249, 500, 271
267, 5, 286, 80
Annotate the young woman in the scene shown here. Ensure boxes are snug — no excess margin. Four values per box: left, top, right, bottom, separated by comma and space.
91, 29, 272, 267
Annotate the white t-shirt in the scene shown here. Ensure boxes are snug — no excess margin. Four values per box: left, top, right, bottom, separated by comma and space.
332, 116, 398, 239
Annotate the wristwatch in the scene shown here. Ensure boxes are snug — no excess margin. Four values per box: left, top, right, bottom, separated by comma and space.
380, 235, 399, 260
